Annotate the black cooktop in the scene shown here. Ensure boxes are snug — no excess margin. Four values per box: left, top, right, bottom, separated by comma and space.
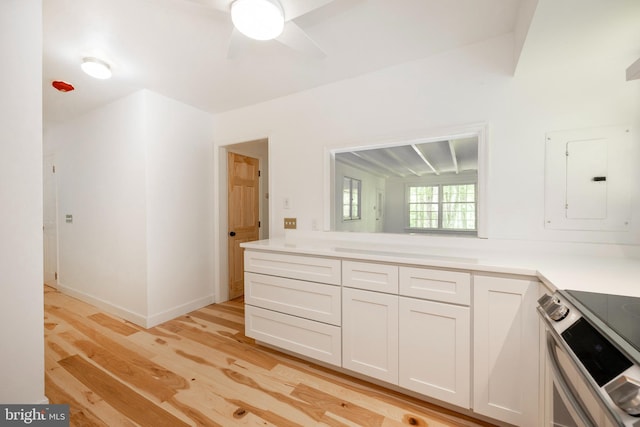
565, 290, 640, 359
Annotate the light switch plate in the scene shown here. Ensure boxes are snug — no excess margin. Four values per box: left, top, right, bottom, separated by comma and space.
284, 218, 297, 229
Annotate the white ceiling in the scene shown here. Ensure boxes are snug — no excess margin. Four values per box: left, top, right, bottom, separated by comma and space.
43, 0, 525, 128
336, 137, 478, 178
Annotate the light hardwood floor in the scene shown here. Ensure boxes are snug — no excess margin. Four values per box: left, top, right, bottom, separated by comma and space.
44, 286, 497, 427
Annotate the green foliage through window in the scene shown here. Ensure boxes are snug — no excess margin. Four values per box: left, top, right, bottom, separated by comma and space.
408, 184, 476, 230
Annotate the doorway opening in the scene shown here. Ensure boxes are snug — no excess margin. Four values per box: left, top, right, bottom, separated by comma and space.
43, 154, 58, 288
218, 138, 269, 302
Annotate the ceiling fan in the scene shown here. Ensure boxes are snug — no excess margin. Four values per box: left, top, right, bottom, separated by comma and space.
191, 0, 337, 58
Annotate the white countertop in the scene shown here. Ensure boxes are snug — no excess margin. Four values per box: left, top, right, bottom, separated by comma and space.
241, 234, 640, 298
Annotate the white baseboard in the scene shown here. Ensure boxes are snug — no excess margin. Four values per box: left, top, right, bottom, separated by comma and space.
55, 282, 215, 329
145, 295, 215, 328
56, 283, 147, 327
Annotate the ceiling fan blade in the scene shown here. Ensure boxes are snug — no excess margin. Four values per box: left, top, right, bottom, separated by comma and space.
227, 27, 251, 59
280, 0, 336, 21
276, 21, 326, 58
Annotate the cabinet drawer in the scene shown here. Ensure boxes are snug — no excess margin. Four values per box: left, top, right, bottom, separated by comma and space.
342, 261, 399, 293
244, 250, 341, 285
245, 305, 341, 366
399, 267, 470, 305
245, 272, 341, 326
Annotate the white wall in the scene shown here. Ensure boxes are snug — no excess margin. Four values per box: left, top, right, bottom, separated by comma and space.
46, 90, 214, 327
211, 2, 640, 247
0, 0, 46, 404
144, 90, 214, 325
50, 93, 149, 322
334, 161, 385, 232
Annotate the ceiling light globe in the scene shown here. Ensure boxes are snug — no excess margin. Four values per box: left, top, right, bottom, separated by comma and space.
81, 57, 112, 79
231, 0, 284, 41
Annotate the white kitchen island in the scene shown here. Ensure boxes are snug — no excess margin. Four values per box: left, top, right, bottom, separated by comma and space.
240, 232, 640, 427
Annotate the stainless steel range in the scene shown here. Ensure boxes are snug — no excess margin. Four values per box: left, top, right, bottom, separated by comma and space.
538, 290, 640, 427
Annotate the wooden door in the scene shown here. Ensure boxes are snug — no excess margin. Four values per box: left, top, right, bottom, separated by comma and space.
228, 152, 260, 299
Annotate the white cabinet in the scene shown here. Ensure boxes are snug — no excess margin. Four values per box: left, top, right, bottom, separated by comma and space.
244, 250, 341, 285
245, 305, 341, 365
243, 248, 540, 427
343, 260, 398, 293
245, 272, 341, 325
399, 296, 470, 408
399, 266, 470, 305
473, 274, 539, 427
342, 287, 399, 384
244, 250, 342, 366
341, 262, 471, 408
397, 266, 471, 408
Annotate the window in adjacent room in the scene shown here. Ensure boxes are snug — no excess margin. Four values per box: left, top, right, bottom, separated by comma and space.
330, 123, 487, 236
408, 183, 476, 232
343, 177, 361, 220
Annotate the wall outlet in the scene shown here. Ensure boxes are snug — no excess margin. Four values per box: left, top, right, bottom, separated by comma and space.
284, 218, 297, 229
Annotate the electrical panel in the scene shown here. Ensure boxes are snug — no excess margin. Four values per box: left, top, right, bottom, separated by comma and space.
544, 126, 631, 231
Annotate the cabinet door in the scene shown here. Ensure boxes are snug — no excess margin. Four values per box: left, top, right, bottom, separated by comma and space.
399, 297, 470, 408
342, 288, 398, 384
473, 274, 539, 427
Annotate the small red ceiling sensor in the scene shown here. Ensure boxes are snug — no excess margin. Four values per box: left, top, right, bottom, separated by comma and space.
52, 80, 75, 92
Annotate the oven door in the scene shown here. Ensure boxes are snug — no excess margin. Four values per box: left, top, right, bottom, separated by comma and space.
544, 329, 597, 427
542, 322, 622, 427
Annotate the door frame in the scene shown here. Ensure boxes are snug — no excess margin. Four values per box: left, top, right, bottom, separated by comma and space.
43, 153, 58, 287
214, 138, 270, 302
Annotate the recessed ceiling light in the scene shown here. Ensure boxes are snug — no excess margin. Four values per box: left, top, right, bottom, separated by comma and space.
81, 57, 112, 79
231, 0, 285, 41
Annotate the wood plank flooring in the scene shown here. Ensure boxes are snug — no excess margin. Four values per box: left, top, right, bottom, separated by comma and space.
44, 286, 497, 427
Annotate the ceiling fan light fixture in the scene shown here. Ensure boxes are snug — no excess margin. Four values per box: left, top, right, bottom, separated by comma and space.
231, 0, 285, 41
81, 57, 112, 79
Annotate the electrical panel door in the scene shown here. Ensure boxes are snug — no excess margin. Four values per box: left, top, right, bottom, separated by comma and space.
545, 126, 631, 231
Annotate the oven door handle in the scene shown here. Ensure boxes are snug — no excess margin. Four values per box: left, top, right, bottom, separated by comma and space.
545, 330, 597, 427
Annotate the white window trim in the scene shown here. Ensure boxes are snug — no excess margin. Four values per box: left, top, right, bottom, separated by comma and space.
325, 122, 489, 237
342, 176, 362, 221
